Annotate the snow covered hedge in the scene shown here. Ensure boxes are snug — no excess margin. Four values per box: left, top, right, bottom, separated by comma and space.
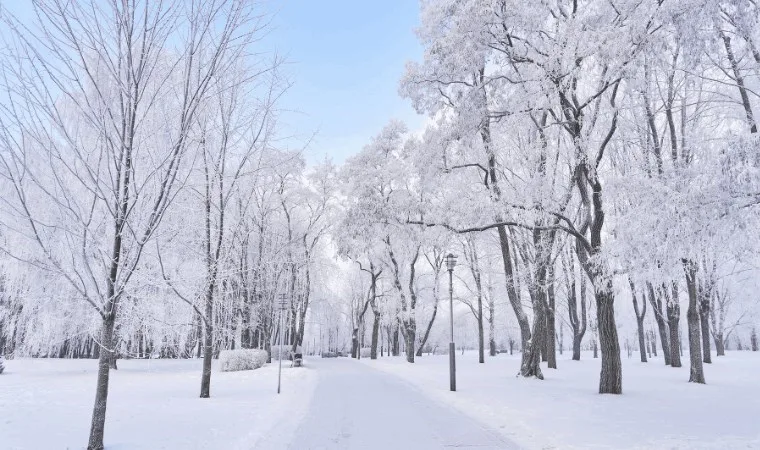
218, 349, 268, 372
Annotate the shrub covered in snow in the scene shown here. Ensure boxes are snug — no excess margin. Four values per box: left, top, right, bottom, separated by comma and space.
360, 348, 371, 358
218, 349, 268, 372
0, 355, 5, 374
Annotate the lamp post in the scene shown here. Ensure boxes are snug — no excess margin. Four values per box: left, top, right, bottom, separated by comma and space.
445, 253, 457, 392
277, 293, 288, 394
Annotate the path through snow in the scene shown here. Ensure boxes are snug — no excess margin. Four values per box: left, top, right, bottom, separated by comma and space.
263, 357, 517, 450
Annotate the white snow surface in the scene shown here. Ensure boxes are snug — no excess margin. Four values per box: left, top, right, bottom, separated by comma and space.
2, 353, 758, 449
0, 358, 316, 449
361, 351, 760, 449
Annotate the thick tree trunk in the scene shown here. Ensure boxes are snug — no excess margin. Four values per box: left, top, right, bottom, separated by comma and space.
525, 298, 545, 380
572, 334, 583, 360
597, 287, 622, 394
667, 300, 682, 368
684, 261, 705, 383
404, 322, 416, 363
87, 315, 116, 450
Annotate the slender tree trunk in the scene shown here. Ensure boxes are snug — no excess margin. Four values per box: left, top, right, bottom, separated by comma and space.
545, 271, 557, 369
720, 31, 758, 133
417, 303, 437, 357
477, 301, 485, 364
371, 312, 380, 359
199, 309, 213, 398
700, 296, 712, 363
648, 283, 671, 365
87, 314, 116, 450
351, 327, 359, 359
630, 280, 647, 363
488, 297, 497, 356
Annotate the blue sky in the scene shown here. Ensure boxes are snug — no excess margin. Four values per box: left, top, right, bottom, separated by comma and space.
268, 0, 426, 163
1, 0, 425, 164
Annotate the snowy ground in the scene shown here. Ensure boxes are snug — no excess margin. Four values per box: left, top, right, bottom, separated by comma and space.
361, 351, 760, 449
2, 352, 758, 449
0, 358, 316, 449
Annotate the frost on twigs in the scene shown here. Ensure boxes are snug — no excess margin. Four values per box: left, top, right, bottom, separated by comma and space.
218, 350, 268, 372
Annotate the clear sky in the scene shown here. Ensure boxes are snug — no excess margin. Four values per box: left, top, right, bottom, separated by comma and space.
267, 0, 426, 164
1, 0, 425, 164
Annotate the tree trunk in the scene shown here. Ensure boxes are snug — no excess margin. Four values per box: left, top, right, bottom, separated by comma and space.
630, 280, 647, 363
417, 303, 438, 357
404, 322, 416, 363
351, 327, 359, 359
199, 316, 213, 398
525, 298, 545, 380
648, 283, 671, 365
370, 312, 380, 359
392, 325, 399, 356
497, 226, 535, 377
489, 299, 497, 357
683, 261, 705, 384
714, 332, 725, 356
700, 297, 712, 363
597, 287, 622, 394
667, 299, 682, 368
87, 315, 116, 450
477, 295, 485, 364
636, 321, 647, 363
545, 272, 557, 369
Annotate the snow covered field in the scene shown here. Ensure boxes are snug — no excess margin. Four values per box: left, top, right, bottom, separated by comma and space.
0, 358, 316, 450
362, 351, 760, 449
2, 353, 758, 449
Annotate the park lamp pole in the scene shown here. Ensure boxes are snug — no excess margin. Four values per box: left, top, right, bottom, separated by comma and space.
277, 293, 288, 394
446, 253, 457, 392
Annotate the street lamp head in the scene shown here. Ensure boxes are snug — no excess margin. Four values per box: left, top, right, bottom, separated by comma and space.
445, 253, 457, 271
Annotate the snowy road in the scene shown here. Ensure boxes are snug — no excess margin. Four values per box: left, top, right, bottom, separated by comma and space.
278, 357, 518, 450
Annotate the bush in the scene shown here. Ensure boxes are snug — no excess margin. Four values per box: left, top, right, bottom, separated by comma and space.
0, 355, 4, 374
218, 349, 268, 372
321, 351, 337, 358
359, 347, 371, 358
